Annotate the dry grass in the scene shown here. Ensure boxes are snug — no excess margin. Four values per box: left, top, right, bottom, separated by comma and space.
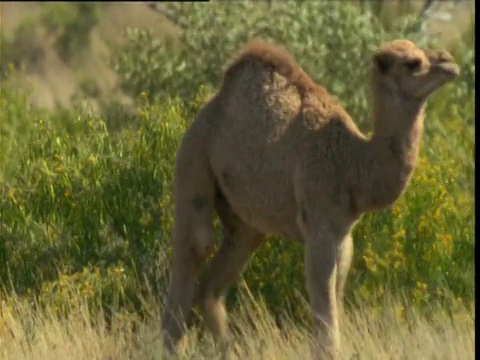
1, 289, 474, 360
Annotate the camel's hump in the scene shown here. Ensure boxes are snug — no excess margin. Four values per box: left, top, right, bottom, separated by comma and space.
225, 40, 302, 81
224, 40, 329, 100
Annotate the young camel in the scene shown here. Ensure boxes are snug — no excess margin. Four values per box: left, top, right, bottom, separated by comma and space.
161, 39, 459, 357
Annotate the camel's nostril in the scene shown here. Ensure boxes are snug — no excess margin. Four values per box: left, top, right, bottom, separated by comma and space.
438, 51, 454, 63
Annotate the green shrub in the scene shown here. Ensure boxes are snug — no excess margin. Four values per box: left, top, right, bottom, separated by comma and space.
41, 3, 99, 62
0, 83, 186, 313
0, 18, 45, 74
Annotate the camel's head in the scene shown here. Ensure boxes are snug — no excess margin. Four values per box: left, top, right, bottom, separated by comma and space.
372, 39, 460, 101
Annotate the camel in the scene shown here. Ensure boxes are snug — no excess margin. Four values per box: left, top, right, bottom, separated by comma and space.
161, 39, 459, 358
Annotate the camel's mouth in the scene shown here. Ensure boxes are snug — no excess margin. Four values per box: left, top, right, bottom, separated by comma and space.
434, 61, 460, 78
412, 61, 460, 80
410, 59, 460, 99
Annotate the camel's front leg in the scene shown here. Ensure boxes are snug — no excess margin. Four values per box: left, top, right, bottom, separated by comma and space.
304, 228, 340, 359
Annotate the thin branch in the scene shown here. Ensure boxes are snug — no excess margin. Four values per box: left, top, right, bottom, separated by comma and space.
419, 0, 435, 19
145, 2, 188, 30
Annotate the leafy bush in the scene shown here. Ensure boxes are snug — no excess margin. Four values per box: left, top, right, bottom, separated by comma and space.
0, 82, 185, 312
0, 18, 45, 74
41, 3, 99, 62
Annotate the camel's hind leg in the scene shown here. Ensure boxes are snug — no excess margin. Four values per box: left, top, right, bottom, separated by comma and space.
336, 233, 353, 317
161, 144, 216, 352
197, 189, 263, 341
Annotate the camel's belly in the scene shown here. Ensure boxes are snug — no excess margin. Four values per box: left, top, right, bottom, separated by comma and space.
206, 72, 305, 237
211, 151, 301, 238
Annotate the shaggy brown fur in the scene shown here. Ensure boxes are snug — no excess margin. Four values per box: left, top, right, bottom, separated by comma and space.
225, 40, 330, 99
161, 39, 459, 358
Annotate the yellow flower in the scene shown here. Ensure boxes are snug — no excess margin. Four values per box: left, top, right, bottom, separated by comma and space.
6, 187, 16, 203
436, 233, 453, 255
392, 228, 405, 240
416, 281, 428, 290
113, 267, 124, 274
394, 305, 405, 320
362, 255, 376, 273
87, 154, 97, 165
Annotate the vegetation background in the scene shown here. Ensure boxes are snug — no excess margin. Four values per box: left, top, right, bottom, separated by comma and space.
0, 1, 475, 359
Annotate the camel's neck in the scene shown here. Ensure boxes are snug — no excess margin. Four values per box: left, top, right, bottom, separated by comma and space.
354, 91, 425, 212
372, 92, 425, 140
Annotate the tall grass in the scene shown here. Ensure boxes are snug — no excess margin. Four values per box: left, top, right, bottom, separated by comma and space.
0, 286, 474, 360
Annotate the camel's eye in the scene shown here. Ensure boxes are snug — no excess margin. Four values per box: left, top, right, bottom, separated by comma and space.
404, 59, 421, 72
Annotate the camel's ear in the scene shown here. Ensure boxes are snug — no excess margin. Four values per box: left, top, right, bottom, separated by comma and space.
374, 52, 393, 74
